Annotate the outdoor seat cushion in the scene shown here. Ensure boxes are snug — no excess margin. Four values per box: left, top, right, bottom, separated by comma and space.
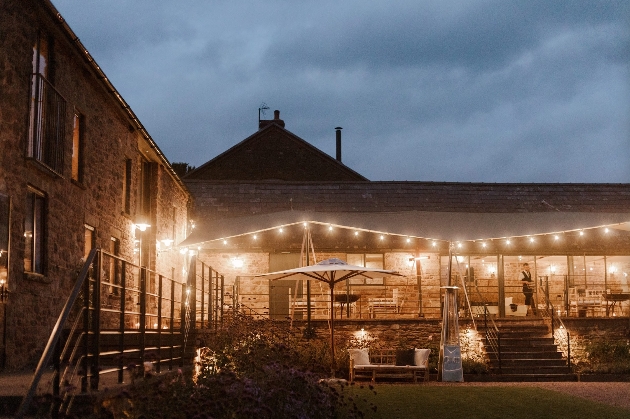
348, 348, 370, 365
414, 348, 430, 367
395, 349, 416, 366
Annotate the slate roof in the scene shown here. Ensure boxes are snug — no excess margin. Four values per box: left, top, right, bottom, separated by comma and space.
184, 122, 367, 181
186, 180, 630, 222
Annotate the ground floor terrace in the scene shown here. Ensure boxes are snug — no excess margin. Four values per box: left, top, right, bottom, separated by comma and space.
180, 211, 630, 323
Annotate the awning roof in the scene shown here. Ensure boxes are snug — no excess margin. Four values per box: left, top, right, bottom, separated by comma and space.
179, 210, 630, 247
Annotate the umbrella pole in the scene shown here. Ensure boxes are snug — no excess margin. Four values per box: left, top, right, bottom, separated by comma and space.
330, 283, 335, 377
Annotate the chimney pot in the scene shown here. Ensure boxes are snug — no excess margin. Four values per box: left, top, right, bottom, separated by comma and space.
335, 127, 342, 162
274, 110, 280, 120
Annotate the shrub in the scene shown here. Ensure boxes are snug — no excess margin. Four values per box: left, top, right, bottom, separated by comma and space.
582, 339, 630, 374
93, 313, 369, 418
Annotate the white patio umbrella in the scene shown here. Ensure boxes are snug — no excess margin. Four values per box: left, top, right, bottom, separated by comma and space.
256, 258, 402, 376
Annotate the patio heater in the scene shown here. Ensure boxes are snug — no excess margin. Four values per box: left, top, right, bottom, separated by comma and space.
439, 285, 463, 382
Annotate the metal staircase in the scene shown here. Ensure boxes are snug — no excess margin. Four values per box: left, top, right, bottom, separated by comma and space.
13, 248, 214, 418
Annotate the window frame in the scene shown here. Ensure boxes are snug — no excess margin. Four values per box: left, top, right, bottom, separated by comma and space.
24, 187, 46, 275
71, 110, 85, 183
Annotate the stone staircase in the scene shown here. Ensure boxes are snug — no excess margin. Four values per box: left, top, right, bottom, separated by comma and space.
480, 319, 576, 381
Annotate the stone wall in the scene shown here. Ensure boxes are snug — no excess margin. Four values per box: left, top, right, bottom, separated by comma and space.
0, 0, 190, 369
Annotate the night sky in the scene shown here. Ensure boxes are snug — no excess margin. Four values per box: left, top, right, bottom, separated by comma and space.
51, 0, 629, 182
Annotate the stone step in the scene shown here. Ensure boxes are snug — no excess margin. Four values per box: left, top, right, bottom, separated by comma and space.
486, 351, 563, 360
491, 365, 572, 375
489, 358, 568, 368
481, 373, 577, 382
487, 338, 558, 346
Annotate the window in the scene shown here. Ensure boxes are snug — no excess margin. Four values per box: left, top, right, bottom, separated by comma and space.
24, 188, 46, 274
347, 253, 385, 285
140, 161, 153, 217
0, 194, 9, 284
122, 159, 132, 214
71, 111, 84, 182
28, 33, 66, 174
108, 237, 120, 294
84, 224, 95, 260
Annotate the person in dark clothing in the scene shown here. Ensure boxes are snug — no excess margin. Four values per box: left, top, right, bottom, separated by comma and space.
519, 263, 536, 315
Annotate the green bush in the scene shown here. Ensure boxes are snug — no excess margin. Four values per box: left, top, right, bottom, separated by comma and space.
583, 339, 630, 374
92, 313, 369, 418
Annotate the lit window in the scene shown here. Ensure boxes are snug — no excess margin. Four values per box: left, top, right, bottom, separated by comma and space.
24, 188, 46, 274
84, 224, 95, 259
71, 111, 84, 182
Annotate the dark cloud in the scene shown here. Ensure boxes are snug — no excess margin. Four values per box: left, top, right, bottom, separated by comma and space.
51, 0, 629, 182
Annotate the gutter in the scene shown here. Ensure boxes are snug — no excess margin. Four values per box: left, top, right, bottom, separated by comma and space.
41, 0, 188, 194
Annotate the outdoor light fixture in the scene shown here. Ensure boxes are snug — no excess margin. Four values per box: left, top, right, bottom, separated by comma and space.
232, 258, 244, 269
481, 242, 487, 248
506, 239, 511, 245
328, 225, 333, 231
605, 228, 610, 233
134, 215, 151, 231
379, 235, 384, 240
279, 228, 284, 233
406, 237, 411, 243
354, 231, 358, 236
223, 240, 227, 245
457, 242, 462, 248
529, 237, 535, 243
432, 241, 437, 247
253, 234, 257, 240
179, 247, 188, 254
579, 231, 584, 236
554, 235, 559, 240
161, 239, 174, 247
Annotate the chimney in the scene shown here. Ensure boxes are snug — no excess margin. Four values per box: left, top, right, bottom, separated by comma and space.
335, 127, 342, 162
259, 109, 285, 129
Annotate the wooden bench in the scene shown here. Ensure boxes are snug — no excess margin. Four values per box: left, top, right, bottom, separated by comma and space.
348, 348, 430, 383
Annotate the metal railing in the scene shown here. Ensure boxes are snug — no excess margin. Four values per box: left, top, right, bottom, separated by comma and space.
537, 280, 571, 369
464, 279, 502, 372
28, 73, 66, 174
16, 249, 195, 418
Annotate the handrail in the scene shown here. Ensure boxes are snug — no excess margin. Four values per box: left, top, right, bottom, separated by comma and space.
15, 249, 97, 418
465, 280, 502, 372
16, 249, 208, 418
536, 283, 571, 368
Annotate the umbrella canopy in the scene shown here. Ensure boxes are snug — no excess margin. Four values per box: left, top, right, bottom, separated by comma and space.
256, 258, 402, 376
257, 257, 400, 285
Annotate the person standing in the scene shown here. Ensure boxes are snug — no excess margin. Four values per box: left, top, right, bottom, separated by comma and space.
519, 263, 536, 315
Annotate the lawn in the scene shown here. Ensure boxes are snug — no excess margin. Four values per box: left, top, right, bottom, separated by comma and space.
343, 384, 630, 419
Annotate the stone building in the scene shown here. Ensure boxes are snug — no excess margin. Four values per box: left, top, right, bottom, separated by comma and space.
182, 112, 630, 322
0, 0, 190, 369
